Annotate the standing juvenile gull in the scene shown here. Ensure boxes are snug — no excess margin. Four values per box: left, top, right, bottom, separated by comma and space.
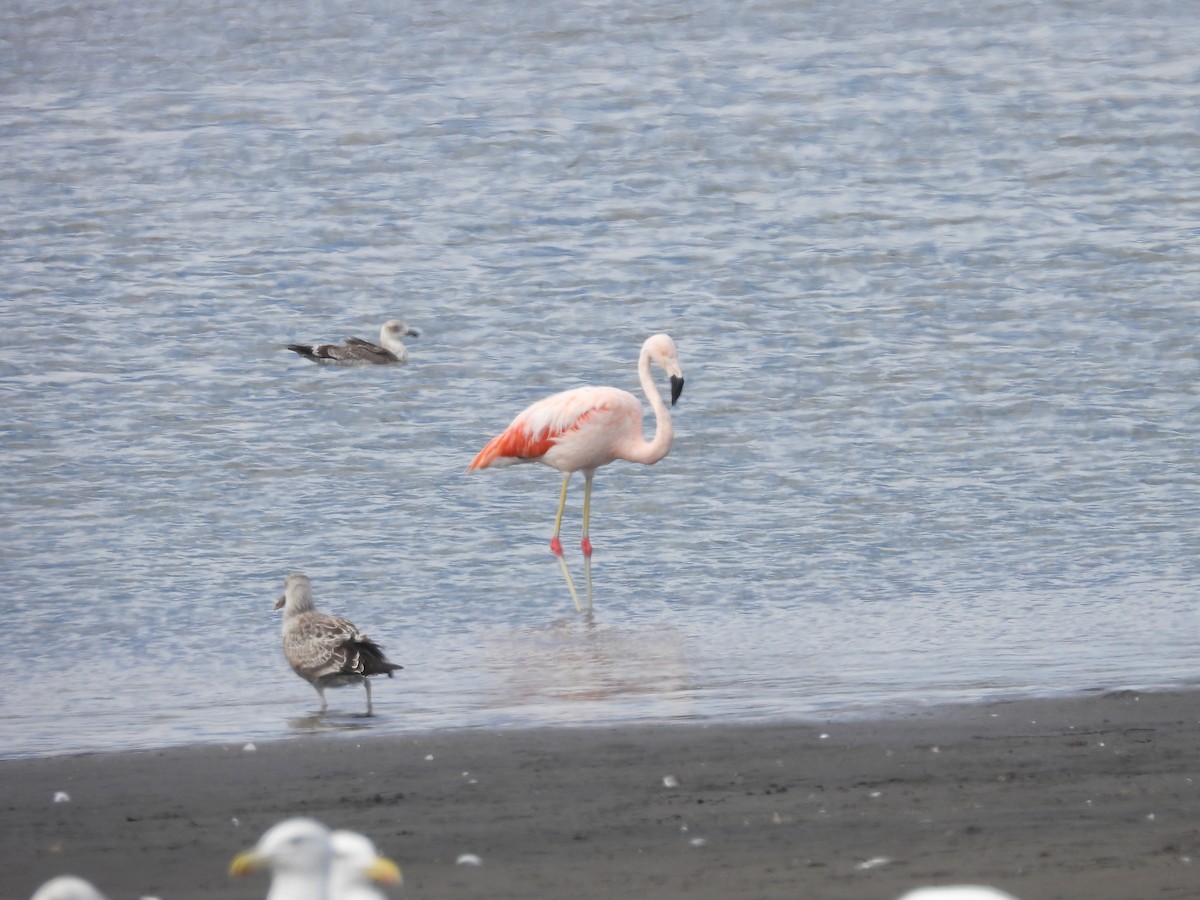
29, 877, 108, 900
329, 830, 403, 900
230, 817, 334, 900
287, 320, 419, 365
276, 574, 403, 716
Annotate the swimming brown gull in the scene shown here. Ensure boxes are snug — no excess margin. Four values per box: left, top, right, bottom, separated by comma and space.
276, 574, 403, 715
287, 320, 419, 365
29, 877, 108, 900
230, 817, 334, 900
329, 830, 403, 900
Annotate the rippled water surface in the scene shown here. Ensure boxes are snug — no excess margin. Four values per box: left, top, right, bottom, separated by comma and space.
3, 0, 1199, 758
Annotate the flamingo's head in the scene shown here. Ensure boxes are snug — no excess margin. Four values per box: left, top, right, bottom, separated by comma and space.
644, 333, 684, 406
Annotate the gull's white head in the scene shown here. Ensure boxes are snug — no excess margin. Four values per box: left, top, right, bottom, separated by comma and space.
380, 320, 419, 340
276, 573, 316, 614
30, 877, 108, 900
330, 830, 403, 899
230, 817, 333, 883
378, 320, 419, 360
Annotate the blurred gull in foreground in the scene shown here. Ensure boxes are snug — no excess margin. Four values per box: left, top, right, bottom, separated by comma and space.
30, 877, 108, 900
897, 888, 1021, 900
230, 817, 334, 900
330, 830, 403, 900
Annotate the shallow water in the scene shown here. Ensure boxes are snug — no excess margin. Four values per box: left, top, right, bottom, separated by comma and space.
2, 0, 1199, 758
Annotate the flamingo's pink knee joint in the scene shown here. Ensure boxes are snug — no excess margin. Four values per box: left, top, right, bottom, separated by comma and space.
550, 537, 564, 557
581, 537, 593, 557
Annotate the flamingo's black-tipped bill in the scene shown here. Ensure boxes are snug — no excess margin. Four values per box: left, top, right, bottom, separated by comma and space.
670, 375, 684, 406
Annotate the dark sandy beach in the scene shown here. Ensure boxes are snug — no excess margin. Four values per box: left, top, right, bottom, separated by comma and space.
6, 690, 1200, 900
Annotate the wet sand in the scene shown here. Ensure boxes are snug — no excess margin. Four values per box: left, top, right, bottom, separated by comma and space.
6, 689, 1200, 900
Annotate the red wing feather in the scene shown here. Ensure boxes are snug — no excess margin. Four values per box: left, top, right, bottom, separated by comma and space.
468, 422, 559, 470
469, 392, 607, 471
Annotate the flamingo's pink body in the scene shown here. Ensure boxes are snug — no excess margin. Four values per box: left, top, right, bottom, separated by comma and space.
468, 333, 684, 610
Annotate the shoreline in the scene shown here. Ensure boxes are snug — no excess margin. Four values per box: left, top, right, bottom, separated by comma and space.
6, 689, 1200, 899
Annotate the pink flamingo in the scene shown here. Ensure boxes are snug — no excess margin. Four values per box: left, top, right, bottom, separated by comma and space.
468, 333, 685, 611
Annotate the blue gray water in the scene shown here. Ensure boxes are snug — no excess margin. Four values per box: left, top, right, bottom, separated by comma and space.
2, 0, 1199, 759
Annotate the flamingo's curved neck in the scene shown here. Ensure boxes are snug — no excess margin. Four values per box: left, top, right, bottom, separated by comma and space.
626, 344, 674, 465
